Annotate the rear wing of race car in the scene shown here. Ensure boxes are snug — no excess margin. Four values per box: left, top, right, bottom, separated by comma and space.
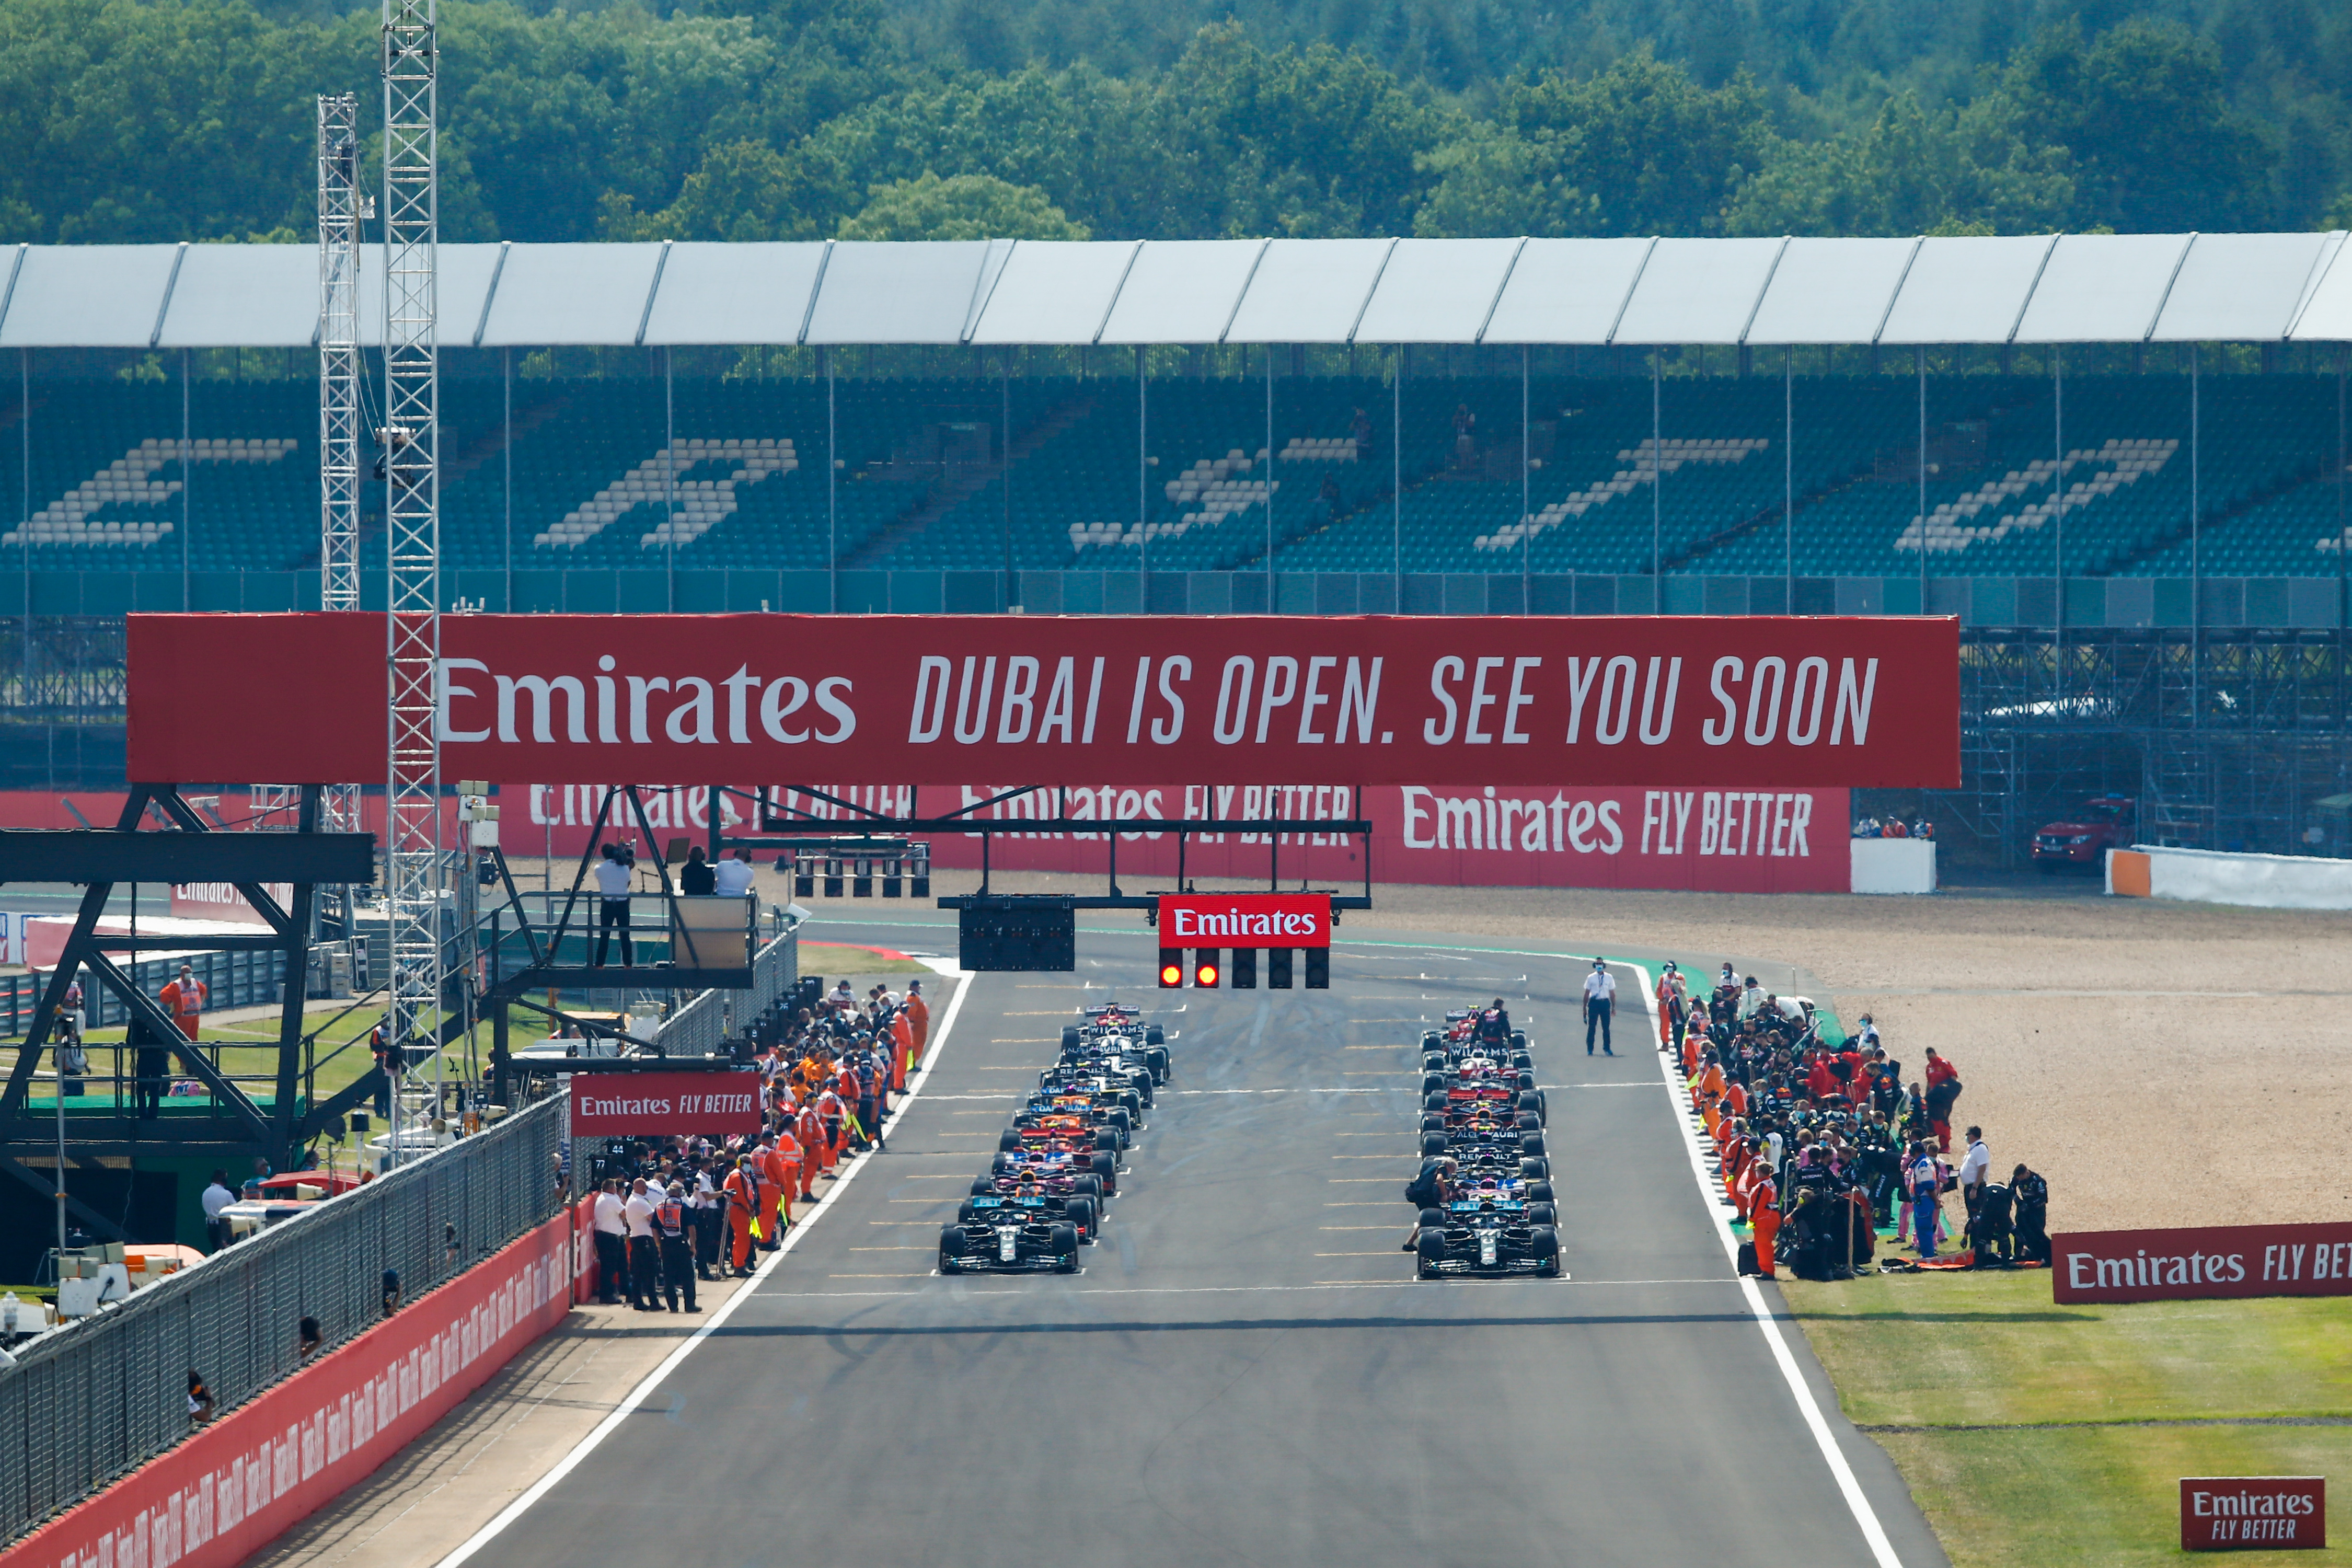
967, 1194, 1052, 1214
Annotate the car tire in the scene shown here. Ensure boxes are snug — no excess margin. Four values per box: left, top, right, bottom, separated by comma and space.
1089, 1151, 1116, 1187
957, 1200, 979, 1224
1510, 1031, 1527, 1050
1421, 1133, 1449, 1158
1520, 1132, 1548, 1158
939, 1227, 968, 1260
1520, 1158, 1550, 1182
1515, 1110, 1542, 1133
1108, 1108, 1132, 1135
1531, 1226, 1561, 1276
1424, 1090, 1450, 1112
1062, 1026, 1082, 1051
1148, 1047, 1170, 1082
1526, 1202, 1557, 1227
1093, 1127, 1120, 1152
1064, 1197, 1096, 1240
991, 1152, 1017, 1173
1416, 1233, 1446, 1279
1075, 1174, 1102, 1199
1050, 1224, 1080, 1272
1418, 1207, 1446, 1228
1528, 1181, 1555, 1204
1145, 1025, 1165, 1045
998, 1130, 1022, 1153
970, 1177, 996, 1196
1421, 1113, 1445, 1134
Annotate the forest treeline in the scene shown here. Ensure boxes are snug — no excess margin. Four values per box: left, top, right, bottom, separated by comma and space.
0, 0, 2343, 248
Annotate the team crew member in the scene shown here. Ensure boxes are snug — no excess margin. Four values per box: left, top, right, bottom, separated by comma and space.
591, 1179, 629, 1305
689, 1162, 724, 1279
654, 1182, 698, 1311
763, 1128, 802, 1228
1906, 1142, 1942, 1257
1582, 959, 1616, 1056
623, 1177, 662, 1310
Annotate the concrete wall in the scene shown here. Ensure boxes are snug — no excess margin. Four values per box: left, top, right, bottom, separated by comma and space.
2107, 844, 2352, 909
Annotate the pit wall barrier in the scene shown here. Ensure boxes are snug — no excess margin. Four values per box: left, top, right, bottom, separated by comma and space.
2106, 844, 2352, 910
0, 1199, 594, 1568
1849, 838, 1937, 894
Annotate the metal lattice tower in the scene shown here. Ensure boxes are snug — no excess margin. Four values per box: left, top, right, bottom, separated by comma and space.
316, 94, 365, 862
382, 0, 442, 1149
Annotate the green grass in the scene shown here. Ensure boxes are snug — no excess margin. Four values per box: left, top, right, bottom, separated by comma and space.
799, 941, 936, 976
1786, 1270, 2352, 1564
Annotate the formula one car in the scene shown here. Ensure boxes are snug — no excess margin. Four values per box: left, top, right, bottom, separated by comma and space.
1013, 1091, 1135, 1150
1423, 1071, 1547, 1125
993, 1145, 1120, 1195
1422, 1008, 1528, 1061
1421, 1110, 1547, 1161
1035, 1068, 1146, 1123
1414, 1196, 1562, 1279
1064, 1007, 1171, 1084
939, 1196, 1080, 1274
961, 1178, 1099, 1243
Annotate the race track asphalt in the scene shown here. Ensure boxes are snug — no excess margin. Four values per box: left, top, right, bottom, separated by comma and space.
447, 919, 1947, 1568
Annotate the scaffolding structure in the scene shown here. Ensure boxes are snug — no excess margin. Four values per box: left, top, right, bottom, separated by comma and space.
381, 0, 442, 1155
1900, 628, 2352, 862
315, 92, 365, 947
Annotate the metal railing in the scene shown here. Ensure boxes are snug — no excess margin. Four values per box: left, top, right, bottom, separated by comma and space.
0, 1092, 567, 1544
1, 951, 290, 1040
650, 927, 799, 1058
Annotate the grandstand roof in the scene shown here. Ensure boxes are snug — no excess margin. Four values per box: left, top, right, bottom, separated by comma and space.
4, 233, 2350, 349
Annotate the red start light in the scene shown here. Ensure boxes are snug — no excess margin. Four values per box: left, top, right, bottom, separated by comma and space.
1159, 963, 1184, 987
1194, 961, 1219, 988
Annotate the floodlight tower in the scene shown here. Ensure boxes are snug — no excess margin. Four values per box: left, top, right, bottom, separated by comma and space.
381, 0, 443, 1160
316, 94, 365, 930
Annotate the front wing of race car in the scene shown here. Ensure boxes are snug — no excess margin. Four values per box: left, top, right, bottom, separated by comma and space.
1416, 1221, 1562, 1278
939, 1209, 1081, 1274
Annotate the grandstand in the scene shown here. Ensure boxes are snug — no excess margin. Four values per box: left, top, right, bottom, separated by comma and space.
4, 232, 2351, 854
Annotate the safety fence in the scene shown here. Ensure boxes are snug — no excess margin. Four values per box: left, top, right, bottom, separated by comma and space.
649, 927, 798, 1058
0, 950, 290, 1041
0, 1092, 565, 1546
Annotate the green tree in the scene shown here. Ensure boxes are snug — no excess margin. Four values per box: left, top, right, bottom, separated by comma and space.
2002, 17, 2275, 230
837, 170, 1089, 239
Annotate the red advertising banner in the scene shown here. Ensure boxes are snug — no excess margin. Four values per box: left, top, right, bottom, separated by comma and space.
2182, 1479, 2326, 1551
1159, 893, 1331, 948
2051, 1221, 2352, 1305
0, 1204, 584, 1568
568, 1071, 764, 1137
125, 613, 1959, 789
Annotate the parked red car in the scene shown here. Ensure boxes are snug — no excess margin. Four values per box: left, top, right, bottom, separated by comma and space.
2033, 794, 2136, 872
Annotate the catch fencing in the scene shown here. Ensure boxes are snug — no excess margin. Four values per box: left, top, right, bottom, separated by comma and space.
0, 1093, 564, 1545
649, 927, 799, 1058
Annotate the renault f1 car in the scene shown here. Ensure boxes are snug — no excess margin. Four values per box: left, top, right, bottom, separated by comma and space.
1414, 1196, 1562, 1279
939, 1196, 1080, 1274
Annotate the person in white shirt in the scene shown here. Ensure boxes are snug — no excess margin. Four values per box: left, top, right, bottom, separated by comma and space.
1739, 976, 1766, 1020
1582, 959, 1617, 1057
592, 843, 636, 966
1955, 1126, 1991, 1214
591, 1180, 629, 1304
201, 1171, 236, 1252
711, 850, 755, 897
622, 1178, 661, 1311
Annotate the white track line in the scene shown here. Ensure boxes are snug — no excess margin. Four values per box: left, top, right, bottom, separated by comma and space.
1620, 961, 1904, 1568
430, 962, 977, 1568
